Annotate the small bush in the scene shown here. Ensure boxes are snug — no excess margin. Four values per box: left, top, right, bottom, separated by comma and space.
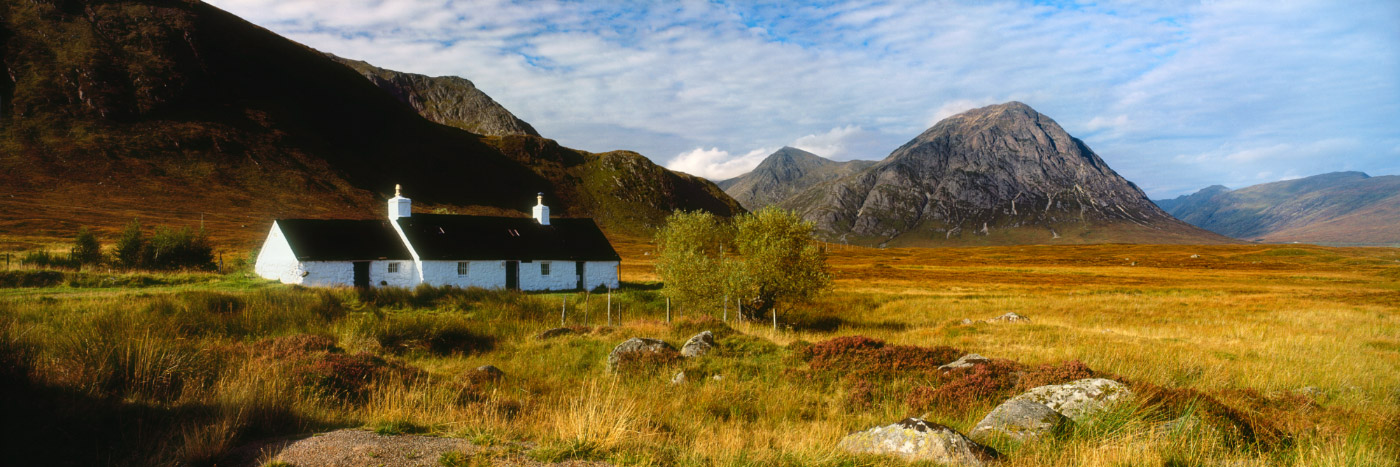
613, 348, 682, 376
908, 359, 1022, 410
72, 227, 102, 264
799, 335, 961, 377
375, 314, 495, 356
20, 250, 77, 269
294, 352, 416, 401
0, 269, 68, 287
115, 220, 145, 269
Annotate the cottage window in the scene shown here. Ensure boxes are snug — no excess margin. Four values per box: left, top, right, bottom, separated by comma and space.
457, 262, 470, 276
541, 262, 551, 275
388, 262, 400, 273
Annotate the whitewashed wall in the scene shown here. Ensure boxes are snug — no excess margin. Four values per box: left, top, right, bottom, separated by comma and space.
584, 261, 620, 290
420, 260, 506, 289
254, 223, 305, 284
518, 260, 578, 291
373, 260, 418, 287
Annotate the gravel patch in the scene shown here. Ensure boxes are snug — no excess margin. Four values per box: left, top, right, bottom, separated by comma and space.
222, 429, 609, 467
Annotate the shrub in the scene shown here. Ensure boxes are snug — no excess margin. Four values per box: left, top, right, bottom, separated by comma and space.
0, 269, 68, 287
72, 227, 102, 265
908, 359, 1022, 410
799, 335, 961, 377
20, 250, 77, 269
115, 219, 145, 269
146, 226, 214, 270
375, 314, 495, 356
294, 352, 408, 401
612, 348, 682, 376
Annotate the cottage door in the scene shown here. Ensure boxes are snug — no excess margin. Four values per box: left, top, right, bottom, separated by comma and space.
505, 261, 519, 290
352, 261, 370, 288
575, 262, 585, 290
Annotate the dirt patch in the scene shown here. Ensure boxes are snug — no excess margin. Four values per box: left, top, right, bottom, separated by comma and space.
223, 429, 610, 467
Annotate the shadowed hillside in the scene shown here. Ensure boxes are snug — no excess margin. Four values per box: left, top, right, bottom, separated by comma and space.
717, 147, 875, 210
0, 0, 740, 251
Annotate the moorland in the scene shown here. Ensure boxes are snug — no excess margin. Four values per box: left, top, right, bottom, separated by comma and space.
1, 237, 1397, 466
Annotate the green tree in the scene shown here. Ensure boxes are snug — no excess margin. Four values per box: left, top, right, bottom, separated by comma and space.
114, 220, 145, 269
146, 226, 214, 270
71, 227, 102, 265
654, 210, 734, 311
654, 207, 830, 321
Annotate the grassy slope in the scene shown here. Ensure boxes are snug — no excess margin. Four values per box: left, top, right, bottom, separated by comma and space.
1, 241, 1397, 466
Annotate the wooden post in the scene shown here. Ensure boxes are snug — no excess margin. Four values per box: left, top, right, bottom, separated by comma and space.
737, 299, 742, 321
723, 295, 728, 322
772, 306, 777, 331
561, 297, 567, 326
607, 288, 612, 327
666, 297, 671, 324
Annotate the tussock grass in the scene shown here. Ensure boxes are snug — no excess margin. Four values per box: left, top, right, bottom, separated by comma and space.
1, 242, 1397, 465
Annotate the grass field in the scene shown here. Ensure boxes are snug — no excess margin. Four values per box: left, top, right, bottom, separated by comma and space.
1, 239, 1397, 466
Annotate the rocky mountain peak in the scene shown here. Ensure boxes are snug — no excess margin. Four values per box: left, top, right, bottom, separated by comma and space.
328, 54, 540, 137
777, 102, 1228, 246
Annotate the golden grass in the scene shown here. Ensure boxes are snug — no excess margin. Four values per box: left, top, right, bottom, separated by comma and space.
2, 241, 1397, 466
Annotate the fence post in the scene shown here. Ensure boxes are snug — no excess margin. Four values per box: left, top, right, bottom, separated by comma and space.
723, 295, 728, 322
772, 306, 777, 331
561, 297, 567, 326
666, 297, 671, 324
607, 288, 612, 327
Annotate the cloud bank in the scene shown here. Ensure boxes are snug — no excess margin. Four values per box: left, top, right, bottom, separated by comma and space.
207, 0, 1400, 197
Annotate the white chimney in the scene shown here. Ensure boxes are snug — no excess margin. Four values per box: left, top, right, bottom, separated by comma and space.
532, 192, 550, 225
388, 184, 411, 220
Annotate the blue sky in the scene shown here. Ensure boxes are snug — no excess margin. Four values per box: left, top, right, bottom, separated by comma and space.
208, 0, 1400, 198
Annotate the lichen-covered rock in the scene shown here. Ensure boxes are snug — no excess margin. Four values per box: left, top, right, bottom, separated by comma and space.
534, 327, 575, 340
469, 364, 504, 382
837, 418, 998, 465
987, 312, 1030, 323
671, 371, 688, 385
681, 330, 716, 357
939, 353, 991, 371
606, 337, 676, 371
1008, 378, 1132, 422
969, 399, 1070, 443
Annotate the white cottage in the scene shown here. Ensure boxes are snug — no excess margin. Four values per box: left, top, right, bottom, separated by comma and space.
254, 187, 621, 291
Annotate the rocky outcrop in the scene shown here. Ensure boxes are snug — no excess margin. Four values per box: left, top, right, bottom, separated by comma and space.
939, 353, 992, 371
969, 399, 1069, 443
779, 102, 1230, 246
837, 418, 998, 465
681, 331, 716, 357
988, 312, 1030, 323
1007, 378, 1133, 422
470, 365, 505, 382
717, 147, 874, 210
606, 338, 677, 371
329, 55, 539, 137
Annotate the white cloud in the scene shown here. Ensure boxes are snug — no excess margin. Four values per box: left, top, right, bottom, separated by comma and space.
205, 0, 1400, 196
665, 147, 774, 180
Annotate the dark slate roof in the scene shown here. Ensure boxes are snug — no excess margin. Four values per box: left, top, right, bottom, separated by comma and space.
274, 219, 413, 261
395, 214, 621, 261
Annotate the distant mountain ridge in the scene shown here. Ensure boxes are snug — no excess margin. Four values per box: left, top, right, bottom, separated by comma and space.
764, 102, 1229, 246
716, 147, 875, 210
1154, 172, 1400, 245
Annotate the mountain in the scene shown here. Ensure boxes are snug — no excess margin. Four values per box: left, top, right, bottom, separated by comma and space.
1154, 172, 1400, 245
0, 0, 739, 249
778, 102, 1231, 246
716, 147, 875, 210
327, 54, 540, 137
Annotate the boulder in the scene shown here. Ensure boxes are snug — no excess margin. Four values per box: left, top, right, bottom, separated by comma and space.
470, 365, 504, 382
671, 371, 688, 385
969, 399, 1070, 444
987, 312, 1030, 323
939, 353, 991, 371
837, 418, 998, 465
606, 337, 677, 371
534, 327, 574, 340
1008, 378, 1132, 422
681, 330, 716, 357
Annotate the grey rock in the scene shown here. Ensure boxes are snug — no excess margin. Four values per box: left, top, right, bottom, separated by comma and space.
960, 318, 975, 325
987, 312, 1030, 323
1008, 378, 1133, 422
969, 399, 1070, 444
940, 353, 992, 371
837, 418, 998, 465
711, 374, 723, 382
533, 327, 575, 340
471, 365, 504, 381
606, 337, 676, 371
1293, 386, 1324, 400
681, 330, 716, 357
671, 371, 687, 385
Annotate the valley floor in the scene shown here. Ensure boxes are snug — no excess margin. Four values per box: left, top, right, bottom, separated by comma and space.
1, 241, 1396, 466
